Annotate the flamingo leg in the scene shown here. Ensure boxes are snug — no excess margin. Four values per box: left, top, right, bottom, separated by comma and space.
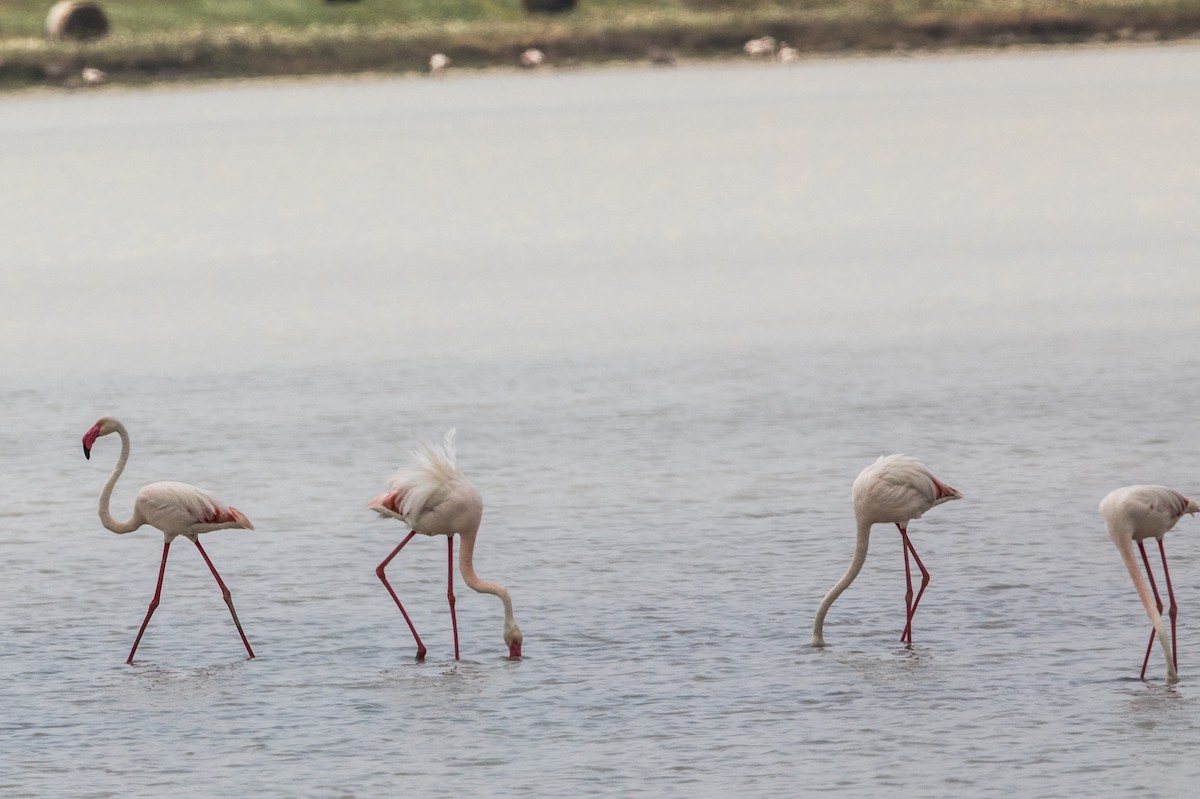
376, 531, 428, 660
193, 539, 255, 660
1158, 538, 1179, 674
448, 535, 460, 661
127, 540, 171, 664
1138, 541, 1166, 680
899, 525, 913, 644
899, 526, 930, 645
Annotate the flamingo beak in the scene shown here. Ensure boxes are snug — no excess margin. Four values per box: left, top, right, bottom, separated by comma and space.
509, 642, 522, 658
82, 424, 100, 460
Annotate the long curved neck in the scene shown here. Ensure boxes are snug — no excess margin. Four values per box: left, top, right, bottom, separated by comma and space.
1115, 534, 1175, 680
99, 422, 141, 535
457, 529, 515, 624
811, 516, 872, 647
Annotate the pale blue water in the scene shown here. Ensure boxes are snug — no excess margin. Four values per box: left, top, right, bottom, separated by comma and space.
2, 45, 1200, 797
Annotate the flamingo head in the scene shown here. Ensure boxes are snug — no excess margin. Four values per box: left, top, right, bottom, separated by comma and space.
505, 619, 523, 659
82, 416, 117, 460
367, 490, 402, 518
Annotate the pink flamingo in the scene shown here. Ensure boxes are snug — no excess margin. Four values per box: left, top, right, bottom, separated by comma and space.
811, 454, 962, 648
82, 416, 256, 664
1101, 485, 1198, 682
368, 429, 523, 660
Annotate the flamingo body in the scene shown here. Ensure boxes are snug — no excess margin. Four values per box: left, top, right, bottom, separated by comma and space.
811, 455, 962, 648
853, 454, 961, 528
127, 481, 254, 540
82, 416, 256, 663
369, 430, 523, 660
1101, 485, 1198, 682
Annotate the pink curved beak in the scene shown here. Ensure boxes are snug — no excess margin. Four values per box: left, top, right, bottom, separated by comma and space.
82, 423, 100, 460
509, 643, 522, 658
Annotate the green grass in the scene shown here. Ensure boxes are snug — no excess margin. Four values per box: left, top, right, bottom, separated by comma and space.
2, 1, 1199, 89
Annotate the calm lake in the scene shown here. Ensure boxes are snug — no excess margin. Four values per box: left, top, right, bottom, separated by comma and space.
2, 44, 1200, 797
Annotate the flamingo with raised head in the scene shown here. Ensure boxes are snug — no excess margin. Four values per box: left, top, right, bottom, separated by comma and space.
369, 429, 522, 660
811, 454, 962, 648
1101, 485, 1198, 682
82, 416, 256, 664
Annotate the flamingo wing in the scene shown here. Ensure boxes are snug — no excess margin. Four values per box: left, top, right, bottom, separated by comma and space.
136, 481, 253, 536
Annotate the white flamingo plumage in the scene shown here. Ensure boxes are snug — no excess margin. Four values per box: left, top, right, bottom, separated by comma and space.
811, 454, 962, 647
368, 430, 522, 660
82, 416, 256, 664
1101, 485, 1199, 682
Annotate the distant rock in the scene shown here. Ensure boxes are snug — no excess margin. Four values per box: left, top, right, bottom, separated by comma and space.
44, 1, 109, 42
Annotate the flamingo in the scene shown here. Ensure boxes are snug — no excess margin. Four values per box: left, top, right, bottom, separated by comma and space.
82, 416, 256, 664
1100, 485, 1199, 682
811, 455, 962, 648
368, 429, 522, 660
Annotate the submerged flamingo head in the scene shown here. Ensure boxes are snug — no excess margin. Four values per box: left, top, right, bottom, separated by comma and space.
505, 620, 523, 659
81, 416, 116, 460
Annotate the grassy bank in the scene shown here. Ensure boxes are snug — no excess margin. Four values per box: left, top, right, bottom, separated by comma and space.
2, 1, 1199, 89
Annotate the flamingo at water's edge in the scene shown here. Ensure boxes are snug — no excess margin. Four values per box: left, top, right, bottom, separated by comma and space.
1101, 485, 1198, 682
82, 416, 256, 664
811, 454, 962, 648
368, 429, 523, 660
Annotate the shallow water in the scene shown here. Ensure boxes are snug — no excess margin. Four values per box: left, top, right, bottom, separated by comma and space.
2, 45, 1200, 797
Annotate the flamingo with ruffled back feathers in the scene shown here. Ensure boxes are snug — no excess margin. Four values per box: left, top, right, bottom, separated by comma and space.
811, 454, 962, 648
82, 416, 256, 664
368, 429, 522, 660
1101, 485, 1199, 683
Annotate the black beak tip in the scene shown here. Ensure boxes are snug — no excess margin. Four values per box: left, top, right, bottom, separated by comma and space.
83, 444, 91, 460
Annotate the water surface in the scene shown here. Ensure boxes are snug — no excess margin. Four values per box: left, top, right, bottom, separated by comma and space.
2, 45, 1200, 797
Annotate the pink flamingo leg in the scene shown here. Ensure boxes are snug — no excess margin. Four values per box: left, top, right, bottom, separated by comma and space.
448, 535, 460, 661
127, 540, 171, 664
898, 526, 930, 645
1158, 538, 1179, 673
193, 539, 255, 660
1138, 541, 1167, 680
376, 531, 428, 660
900, 528, 914, 644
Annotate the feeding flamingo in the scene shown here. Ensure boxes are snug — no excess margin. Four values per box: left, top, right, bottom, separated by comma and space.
1100, 485, 1198, 682
82, 416, 256, 664
368, 429, 522, 660
811, 454, 962, 648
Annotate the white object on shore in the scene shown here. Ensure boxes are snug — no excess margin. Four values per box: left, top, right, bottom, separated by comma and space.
520, 48, 545, 68
777, 42, 800, 64
429, 53, 451, 77
743, 36, 776, 57
81, 67, 107, 85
